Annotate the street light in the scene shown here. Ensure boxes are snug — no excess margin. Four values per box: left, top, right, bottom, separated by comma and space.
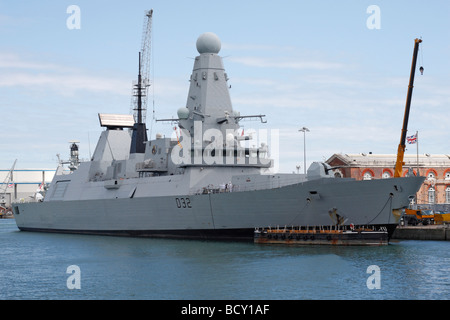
298, 127, 310, 175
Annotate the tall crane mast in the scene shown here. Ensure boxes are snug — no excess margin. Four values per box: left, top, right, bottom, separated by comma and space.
394, 38, 422, 178
0, 159, 17, 209
139, 8, 153, 114
130, 9, 153, 154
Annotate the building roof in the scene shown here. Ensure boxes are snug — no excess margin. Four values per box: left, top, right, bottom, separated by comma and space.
0, 169, 56, 184
326, 154, 450, 168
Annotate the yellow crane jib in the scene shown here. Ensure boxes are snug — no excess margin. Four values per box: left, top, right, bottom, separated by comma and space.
394, 38, 422, 178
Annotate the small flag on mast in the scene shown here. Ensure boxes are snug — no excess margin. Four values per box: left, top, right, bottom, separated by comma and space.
407, 133, 417, 144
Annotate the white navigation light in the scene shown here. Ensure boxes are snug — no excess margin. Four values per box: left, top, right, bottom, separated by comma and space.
196, 32, 221, 54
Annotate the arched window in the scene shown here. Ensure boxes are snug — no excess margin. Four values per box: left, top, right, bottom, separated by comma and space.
428, 187, 435, 204
334, 170, 343, 178
427, 170, 437, 181
445, 171, 450, 181
362, 169, 374, 180
382, 170, 392, 179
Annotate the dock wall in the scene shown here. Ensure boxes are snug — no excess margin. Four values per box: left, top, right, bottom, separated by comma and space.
392, 225, 450, 241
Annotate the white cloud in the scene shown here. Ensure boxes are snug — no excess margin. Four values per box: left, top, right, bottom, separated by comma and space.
223, 56, 450, 173
0, 52, 130, 96
0, 71, 130, 95
222, 43, 293, 52
0, 52, 61, 70
229, 56, 344, 70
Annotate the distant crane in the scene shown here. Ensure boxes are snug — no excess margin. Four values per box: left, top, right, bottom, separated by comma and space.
130, 9, 153, 154
0, 159, 17, 209
394, 38, 422, 178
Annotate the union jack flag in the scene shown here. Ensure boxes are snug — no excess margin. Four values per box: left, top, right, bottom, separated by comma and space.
174, 126, 182, 149
407, 133, 417, 144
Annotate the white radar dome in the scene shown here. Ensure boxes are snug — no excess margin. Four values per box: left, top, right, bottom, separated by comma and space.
177, 107, 190, 119
196, 32, 221, 54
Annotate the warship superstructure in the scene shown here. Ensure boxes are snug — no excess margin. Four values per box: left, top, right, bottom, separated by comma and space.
13, 32, 424, 240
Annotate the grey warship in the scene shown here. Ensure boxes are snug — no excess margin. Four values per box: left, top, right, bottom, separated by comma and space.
13, 32, 424, 240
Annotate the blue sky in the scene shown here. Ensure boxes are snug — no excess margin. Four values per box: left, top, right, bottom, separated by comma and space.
1, 0, 449, 173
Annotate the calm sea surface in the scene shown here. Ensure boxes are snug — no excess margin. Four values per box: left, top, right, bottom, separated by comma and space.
1, 219, 449, 300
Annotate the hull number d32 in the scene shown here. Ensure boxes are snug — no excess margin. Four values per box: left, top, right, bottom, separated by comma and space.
175, 197, 192, 209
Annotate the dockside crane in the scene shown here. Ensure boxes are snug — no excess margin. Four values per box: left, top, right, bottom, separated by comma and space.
394, 38, 422, 178
0, 159, 17, 209
130, 9, 153, 154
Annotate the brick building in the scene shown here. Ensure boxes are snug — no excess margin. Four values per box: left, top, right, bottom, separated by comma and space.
326, 153, 450, 207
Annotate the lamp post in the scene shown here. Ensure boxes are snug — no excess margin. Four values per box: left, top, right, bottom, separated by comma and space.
299, 127, 309, 175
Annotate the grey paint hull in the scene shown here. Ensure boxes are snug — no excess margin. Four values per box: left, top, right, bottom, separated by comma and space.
13, 176, 424, 240
13, 32, 426, 242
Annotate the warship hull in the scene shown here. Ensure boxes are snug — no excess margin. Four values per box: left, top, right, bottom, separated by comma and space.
13, 176, 424, 241
12, 31, 425, 241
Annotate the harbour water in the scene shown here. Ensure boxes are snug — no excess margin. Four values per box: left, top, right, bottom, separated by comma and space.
1, 219, 449, 300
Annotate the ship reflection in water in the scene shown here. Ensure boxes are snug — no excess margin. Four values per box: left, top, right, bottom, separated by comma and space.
1, 219, 449, 300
